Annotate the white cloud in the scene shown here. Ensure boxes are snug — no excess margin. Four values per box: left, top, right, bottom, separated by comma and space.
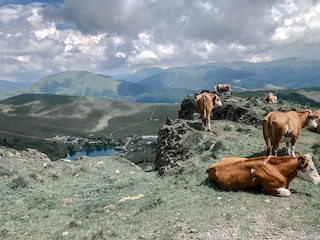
1, 0, 320, 81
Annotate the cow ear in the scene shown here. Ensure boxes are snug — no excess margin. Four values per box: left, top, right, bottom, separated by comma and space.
298, 156, 307, 168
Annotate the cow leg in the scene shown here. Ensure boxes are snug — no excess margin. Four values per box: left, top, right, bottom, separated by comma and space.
290, 137, 298, 157
291, 146, 296, 157
207, 117, 211, 131
251, 165, 289, 196
286, 141, 291, 155
271, 136, 281, 156
205, 109, 211, 132
262, 120, 271, 155
201, 119, 206, 130
285, 141, 296, 157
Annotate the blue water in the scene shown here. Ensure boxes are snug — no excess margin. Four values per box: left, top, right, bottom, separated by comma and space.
66, 148, 120, 160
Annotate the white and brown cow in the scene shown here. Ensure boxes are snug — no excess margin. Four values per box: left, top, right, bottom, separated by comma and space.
194, 92, 222, 132
206, 154, 318, 197
263, 92, 278, 104
262, 110, 318, 157
310, 109, 320, 133
214, 84, 231, 96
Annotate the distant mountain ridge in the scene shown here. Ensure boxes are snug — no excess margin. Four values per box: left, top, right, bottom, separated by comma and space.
19, 71, 193, 103
1, 57, 320, 103
0, 80, 32, 92
131, 57, 320, 91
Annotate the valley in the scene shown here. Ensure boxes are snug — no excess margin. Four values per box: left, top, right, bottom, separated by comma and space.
0, 94, 179, 161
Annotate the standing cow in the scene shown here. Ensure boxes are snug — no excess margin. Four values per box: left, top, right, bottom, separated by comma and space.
194, 92, 222, 132
214, 84, 231, 96
262, 110, 318, 157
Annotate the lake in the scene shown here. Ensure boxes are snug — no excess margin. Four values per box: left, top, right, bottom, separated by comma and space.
66, 148, 121, 160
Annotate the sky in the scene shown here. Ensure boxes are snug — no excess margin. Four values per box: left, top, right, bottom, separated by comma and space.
1, 0, 320, 82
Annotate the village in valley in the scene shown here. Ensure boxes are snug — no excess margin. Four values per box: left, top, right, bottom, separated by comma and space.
61, 134, 158, 165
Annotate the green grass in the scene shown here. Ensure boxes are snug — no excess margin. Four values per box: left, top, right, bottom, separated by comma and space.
1, 125, 320, 239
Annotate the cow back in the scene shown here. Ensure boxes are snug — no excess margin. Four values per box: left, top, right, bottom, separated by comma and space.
207, 155, 307, 191
269, 111, 303, 136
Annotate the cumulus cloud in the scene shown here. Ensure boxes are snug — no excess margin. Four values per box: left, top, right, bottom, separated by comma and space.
1, 0, 320, 81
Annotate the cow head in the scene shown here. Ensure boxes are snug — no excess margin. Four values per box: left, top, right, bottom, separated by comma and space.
306, 110, 318, 128
267, 93, 273, 99
297, 153, 320, 185
211, 94, 222, 107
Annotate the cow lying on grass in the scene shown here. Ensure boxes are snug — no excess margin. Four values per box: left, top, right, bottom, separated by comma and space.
194, 92, 222, 132
262, 110, 318, 157
263, 92, 278, 103
206, 154, 319, 197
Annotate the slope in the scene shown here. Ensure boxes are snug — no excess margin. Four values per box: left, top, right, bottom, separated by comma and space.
1, 90, 320, 238
0, 94, 179, 138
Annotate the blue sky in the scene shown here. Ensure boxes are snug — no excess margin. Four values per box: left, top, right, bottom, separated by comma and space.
1, 0, 320, 82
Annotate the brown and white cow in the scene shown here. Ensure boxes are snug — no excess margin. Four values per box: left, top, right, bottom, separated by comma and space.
194, 92, 222, 132
262, 110, 318, 157
297, 153, 320, 184
310, 109, 320, 133
263, 92, 278, 103
214, 84, 231, 96
206, 154, 315, 197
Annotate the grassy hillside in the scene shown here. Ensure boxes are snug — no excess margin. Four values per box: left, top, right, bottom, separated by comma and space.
0, 94, 179, 159
22, 71, 120, 97
1, 106, 320, 239
234, 88, 320, 108
0, 94, 179, 137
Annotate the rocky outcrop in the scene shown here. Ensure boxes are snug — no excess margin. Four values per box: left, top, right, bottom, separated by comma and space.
178, 95, 260, 124
178, 94, 195, 120
154, 118, 189, 175
155, 95, 262, 175
0, 146, 51, 161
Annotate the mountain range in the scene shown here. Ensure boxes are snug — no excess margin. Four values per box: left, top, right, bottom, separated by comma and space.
1, 57, 320, 103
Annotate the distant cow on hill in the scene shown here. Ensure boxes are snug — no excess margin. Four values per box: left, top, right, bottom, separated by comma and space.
214, 84, 231, 96
206, 154, 314, 196
262, 110, 318, 157
263, 92, 278, 103
194, 92, 222, 132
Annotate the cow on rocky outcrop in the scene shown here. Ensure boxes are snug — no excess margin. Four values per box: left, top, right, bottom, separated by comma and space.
262, 110, 318, 156
263, 92, 278, 103
214, 84, 231, 96
194, 92, 222, 132
206, 154, 317, 196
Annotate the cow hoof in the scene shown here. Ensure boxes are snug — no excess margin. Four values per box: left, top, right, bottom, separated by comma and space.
277, 188, 291, 197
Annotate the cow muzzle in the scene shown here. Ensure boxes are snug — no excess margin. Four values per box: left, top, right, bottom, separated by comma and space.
308, 118, 318, 129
